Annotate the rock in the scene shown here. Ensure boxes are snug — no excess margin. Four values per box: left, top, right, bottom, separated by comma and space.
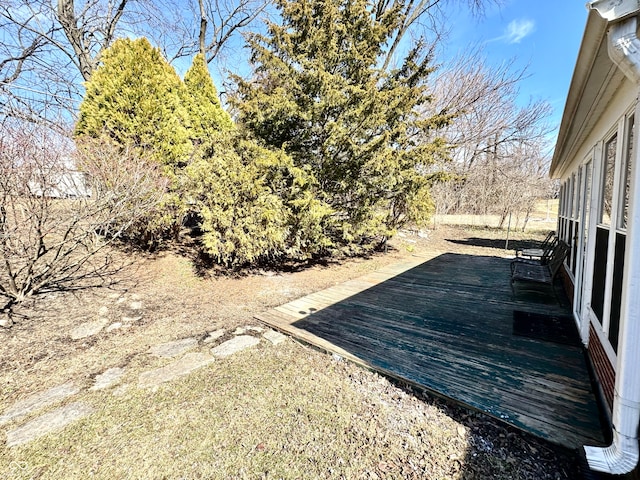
211, 335, 260, 358
106, 322, 122, 332
98, 306, 109, 316
91, 367, 126, 391
121, 316, 142, 324
263, 329, 287, 345
149, 338, 198, 358
6, 402, 94, 447
138, 352, 215, 388
203, 329, 225, 344
246, 326, 264, 333
0, 314, 13, 328
129, 301, 143, 310
112, 384, 129, 397
0, 382, 79, 426
70, 319, 109, 340
233, 327, 247, 335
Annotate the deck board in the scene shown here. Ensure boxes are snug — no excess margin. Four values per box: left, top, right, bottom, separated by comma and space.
256, 252, 605, 449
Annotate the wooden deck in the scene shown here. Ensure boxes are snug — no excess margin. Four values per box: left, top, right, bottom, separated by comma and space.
255, 252, 606, 449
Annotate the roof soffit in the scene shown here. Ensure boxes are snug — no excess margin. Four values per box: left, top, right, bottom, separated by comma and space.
550, 10, 621, 178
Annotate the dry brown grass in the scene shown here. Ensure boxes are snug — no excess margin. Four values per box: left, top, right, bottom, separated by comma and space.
0, 221, 579, 480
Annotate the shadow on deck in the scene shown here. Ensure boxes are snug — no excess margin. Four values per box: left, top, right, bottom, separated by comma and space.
255, 252, 605, 450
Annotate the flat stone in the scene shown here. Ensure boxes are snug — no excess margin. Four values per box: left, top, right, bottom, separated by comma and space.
203, 329, 225, 344
149, 338, 198, 358
70, 318, 109, 340
121, 316, 142, 323
6, 402, 94, 447
129, 301, 143, 310
0, 382, 79, 426
91, 367, 126, 391
106, 322, 122, 332
98, 306, 109, 316
263, 329, 287, 345
233, 327, 247, 335
211, 335, 260, 358
138, 352, 215, 388
112, 384, 130, 397
0, 315, 11, 328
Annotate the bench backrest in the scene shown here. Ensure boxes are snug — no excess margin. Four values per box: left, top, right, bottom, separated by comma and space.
548, 241, 570, 279
540, 230, 556, 250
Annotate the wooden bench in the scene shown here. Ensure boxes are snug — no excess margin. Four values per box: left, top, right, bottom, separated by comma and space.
516, 231, 556, 263
511, 240, 569, 302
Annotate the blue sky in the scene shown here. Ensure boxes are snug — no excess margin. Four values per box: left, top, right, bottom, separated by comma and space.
206, 0, 590, 137
444, 1, 589, 132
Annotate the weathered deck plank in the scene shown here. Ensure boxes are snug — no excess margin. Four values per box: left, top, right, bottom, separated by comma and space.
256, 252, 605, 449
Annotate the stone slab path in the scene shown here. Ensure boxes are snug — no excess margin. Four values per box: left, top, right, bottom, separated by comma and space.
138, 352, 215, 388
91, 367, 126, 391
2, 321, 288, 447
0, 382, 79, 426
149, 338, 198, 358
211, 335, 260, 358
6, 402, 94, 447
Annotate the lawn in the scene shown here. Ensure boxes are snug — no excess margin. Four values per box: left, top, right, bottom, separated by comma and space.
0, 223, 580, 479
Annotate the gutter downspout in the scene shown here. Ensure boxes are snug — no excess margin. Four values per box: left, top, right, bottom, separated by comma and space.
583, 7, 640, 474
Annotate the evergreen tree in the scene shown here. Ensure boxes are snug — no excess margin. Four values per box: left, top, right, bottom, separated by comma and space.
185, 131, 333, 266
76, 37, 191, 169
233, 0, 452, 249
183, 53, 234, 143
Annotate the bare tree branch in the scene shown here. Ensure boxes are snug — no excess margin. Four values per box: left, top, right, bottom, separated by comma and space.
0, 120, 167, 320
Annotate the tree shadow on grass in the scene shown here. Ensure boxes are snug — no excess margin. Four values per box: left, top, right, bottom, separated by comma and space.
447, 237, 542, 252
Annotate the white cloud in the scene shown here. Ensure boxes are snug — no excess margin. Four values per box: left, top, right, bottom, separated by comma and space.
504, 19, 535, 44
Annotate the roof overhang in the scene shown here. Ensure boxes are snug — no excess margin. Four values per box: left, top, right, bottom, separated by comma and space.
590, 0, 640, 22
550, 9, 624, 178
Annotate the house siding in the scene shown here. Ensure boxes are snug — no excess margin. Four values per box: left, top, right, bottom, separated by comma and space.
589, 323, 616, 411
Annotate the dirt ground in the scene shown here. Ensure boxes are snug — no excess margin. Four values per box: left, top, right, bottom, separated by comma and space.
0, 223, 587, 479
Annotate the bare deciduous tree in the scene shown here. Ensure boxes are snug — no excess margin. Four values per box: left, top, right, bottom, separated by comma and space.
426, 48, 555, 226
0, 121, 167, 325
196, 0, 270, 63
1, 0, 272, 126
374, 0, 505, 70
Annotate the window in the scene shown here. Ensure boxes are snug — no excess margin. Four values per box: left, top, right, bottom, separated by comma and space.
619, 115, 634, 229
600, 135, 617, 225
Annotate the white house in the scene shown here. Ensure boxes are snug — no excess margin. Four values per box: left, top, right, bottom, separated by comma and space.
28, 170, 91, 198
551, 0, 640, 475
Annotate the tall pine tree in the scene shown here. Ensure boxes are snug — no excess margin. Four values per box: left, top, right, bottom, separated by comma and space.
76, 38, 192, 246
233, 0, 451, 249
183, 53, 234, 143
76, 37, 191, 170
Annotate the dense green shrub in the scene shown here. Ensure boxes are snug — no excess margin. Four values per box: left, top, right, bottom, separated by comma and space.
185, 132, 332, 267
76, 37, 335, 264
